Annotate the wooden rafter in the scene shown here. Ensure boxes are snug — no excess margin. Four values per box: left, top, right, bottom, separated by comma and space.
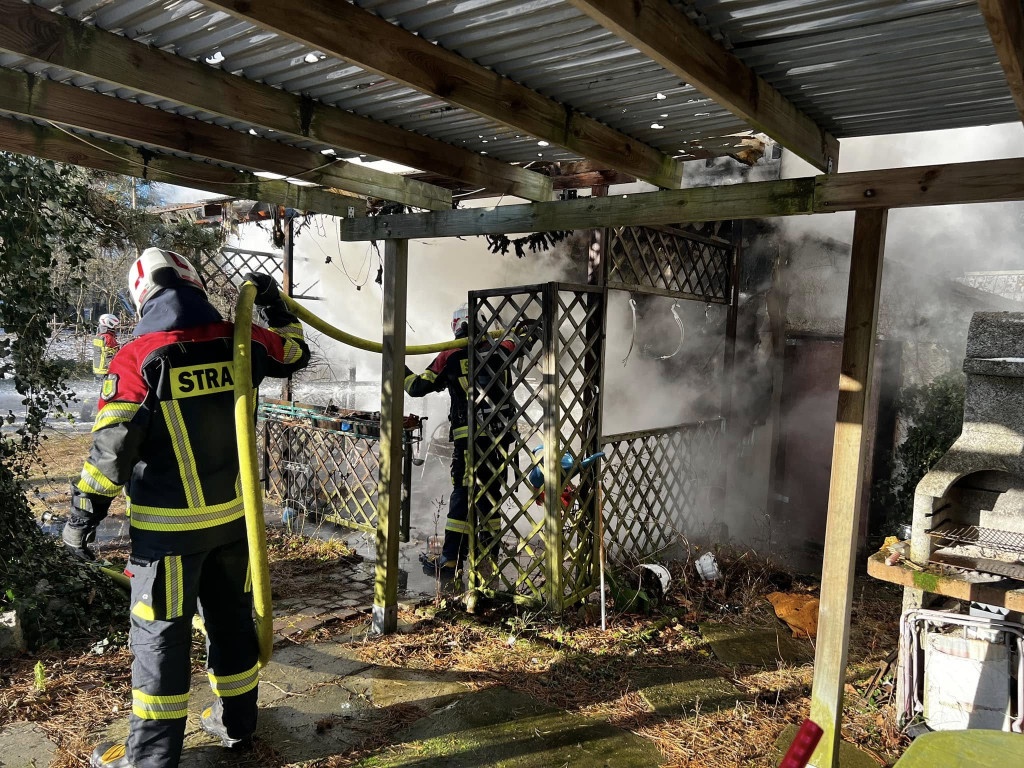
339, 157, 1024, 240
201, 0, 685, 190
979, 0, 1024, 122
0, 69, 449, 212
566, 0, 839, 173
0, 115, 367, 218
0, 0, 551, 202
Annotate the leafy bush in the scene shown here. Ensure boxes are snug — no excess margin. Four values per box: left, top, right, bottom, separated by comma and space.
0, 154, 132, 648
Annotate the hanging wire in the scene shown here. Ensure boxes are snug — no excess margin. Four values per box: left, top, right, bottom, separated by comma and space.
656, 301, 685, 360
621, 297, 638, 367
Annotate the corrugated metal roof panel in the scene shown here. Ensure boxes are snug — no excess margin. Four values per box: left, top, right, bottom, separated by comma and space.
1, 0, 1016, 179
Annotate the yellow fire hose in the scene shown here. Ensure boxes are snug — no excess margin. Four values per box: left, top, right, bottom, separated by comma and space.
233, 283, 275, 667
279, 292, 470, 355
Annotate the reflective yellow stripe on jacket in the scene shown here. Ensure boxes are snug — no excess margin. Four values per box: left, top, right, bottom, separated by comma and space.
271, 324, 305, 365
127, 496, 245, 532
76, 461, 122, 497
93, 402, 141, 432
161, 401, 205, 508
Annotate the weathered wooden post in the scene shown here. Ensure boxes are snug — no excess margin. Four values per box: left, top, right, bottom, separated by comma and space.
372, 238, 408, 635
281, 212, 294, 402
541, 284, 564, 612
809, 208, 888, 767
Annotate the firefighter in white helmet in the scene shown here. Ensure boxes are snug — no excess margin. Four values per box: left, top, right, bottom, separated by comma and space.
92, 313, 121, 376
64, 247, 310, 768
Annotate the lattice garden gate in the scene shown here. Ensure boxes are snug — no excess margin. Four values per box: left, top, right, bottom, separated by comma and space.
465, 224, 737, 611
467, 284, 603, 611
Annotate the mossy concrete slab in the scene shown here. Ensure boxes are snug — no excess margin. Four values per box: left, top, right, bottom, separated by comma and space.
0, 722, 57, 767
360, 686, 663, 767
774, 724, 879, 768
259, 643, 371, 705
343, 666, 472, 711
699, 622, 814, 667
258, 682, 373, 763
632, 666, 743, 716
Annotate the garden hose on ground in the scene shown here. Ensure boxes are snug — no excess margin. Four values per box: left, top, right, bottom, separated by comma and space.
233, 282, 274, 668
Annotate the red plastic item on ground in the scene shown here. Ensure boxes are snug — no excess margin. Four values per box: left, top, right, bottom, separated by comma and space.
780, 719, 824, 768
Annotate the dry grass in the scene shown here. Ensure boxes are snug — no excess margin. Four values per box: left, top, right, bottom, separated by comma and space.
24, 430, 127, 520
347, 557, 907, 768
0, 647, 133, 766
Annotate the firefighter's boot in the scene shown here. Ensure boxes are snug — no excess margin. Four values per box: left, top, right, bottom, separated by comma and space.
200, 703, 252, 750
90, 743, 135, 768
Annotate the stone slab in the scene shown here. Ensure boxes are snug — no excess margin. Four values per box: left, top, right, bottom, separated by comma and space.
774, 724, 879, 768
258, 683, 373, 763
0, 611, 26, 658
361, 686, 663, 767
699, 622, 814, 667
343, 666, 471, 711
632, 667, 743, 717
258, 643, 370, 705
0, 722, 57, 768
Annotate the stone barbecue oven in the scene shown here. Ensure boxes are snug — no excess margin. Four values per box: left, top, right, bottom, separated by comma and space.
910, 312, 1024, 580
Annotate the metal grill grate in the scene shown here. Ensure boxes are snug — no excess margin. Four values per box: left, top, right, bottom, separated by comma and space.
925, 522, 1024, 558
600, 420, 723, 561
604, 224, 733, 303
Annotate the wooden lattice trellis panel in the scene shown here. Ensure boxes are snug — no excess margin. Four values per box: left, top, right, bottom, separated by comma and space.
605, 224, 733, 303
600, 420, 723, 561
197, 247, 283, 290
467, 284, 604, 611
259, 417, 411, 541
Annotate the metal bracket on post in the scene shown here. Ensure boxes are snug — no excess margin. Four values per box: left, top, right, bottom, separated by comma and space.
372, 238, 408, 636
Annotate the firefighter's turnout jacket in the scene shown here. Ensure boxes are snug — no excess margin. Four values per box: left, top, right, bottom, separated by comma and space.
92, 330, 119, 375
403, 337, 519, 556
69, 289, 309, 558
403, 337, 518, 473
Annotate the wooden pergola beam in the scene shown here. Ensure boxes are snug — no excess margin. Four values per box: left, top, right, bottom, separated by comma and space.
201, 0, 685, 190
979, 0, 1024, 122
339, 157, 1024, 240
0, 114, 366, 218
0, 0, 551, 203
0, 69, 450, 212
566, 0, 840, 173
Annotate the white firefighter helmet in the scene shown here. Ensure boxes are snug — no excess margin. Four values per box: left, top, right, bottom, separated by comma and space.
452, 303, 470, 336
97, 313, 120, 331
128, 247, 206, 313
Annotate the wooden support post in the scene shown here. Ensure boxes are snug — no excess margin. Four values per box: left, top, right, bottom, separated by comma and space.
541, 284, 564, 612
808, 208, 888, 767
281, 213, 295, 402
372, 238, 408, 635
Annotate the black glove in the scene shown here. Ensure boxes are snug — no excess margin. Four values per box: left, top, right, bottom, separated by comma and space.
243, 272, 281, 307
62, 522, 96, 561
